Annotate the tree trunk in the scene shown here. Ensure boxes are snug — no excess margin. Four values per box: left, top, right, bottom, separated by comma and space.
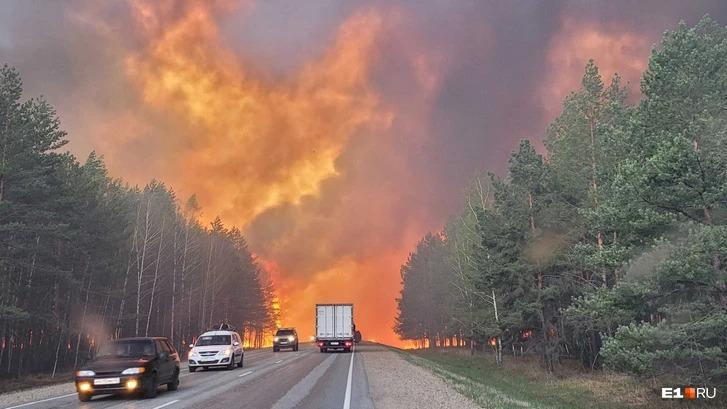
136, 197, 153, 337
73, 257, 92, 369
202, 236, 214, 329
145, 217, 165, 336
116, 202, 142, 338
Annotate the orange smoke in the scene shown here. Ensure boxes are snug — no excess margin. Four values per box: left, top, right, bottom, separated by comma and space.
116, 1, 418, 345
125, 0, 386, 225
541, 16, 651, 119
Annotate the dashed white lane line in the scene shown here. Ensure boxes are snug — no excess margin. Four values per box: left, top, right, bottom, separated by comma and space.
343, 347, 355, 409
2, 393, 77, 409
152, 399, 179, 409
274, 360, 283, 364
238, 370, 254, 378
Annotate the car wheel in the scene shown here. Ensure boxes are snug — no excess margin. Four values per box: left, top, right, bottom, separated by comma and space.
273, 347, 279, 352
189, 366, 197, 373
237, 355, 244, 368
167, 369, 179, 391
203, 366, 208, 371
294, 344, 299, 352
144, 374, 158, 398
320, 347, 326, 353
77, 393, 91, 402
228, 358, 236, 370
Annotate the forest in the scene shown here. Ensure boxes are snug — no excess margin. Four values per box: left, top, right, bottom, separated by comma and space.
396, 16, 727, 386
0, 65, 276, 380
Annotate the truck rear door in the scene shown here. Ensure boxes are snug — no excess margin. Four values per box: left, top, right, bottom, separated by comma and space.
316, 305, 335, 339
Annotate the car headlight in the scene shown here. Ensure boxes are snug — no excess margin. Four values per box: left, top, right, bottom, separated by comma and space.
218, 347, 232, 356
273, 336, 279, 342
288, 336, 295, 342
121, 367, 146, 375
76, 370, 95, 377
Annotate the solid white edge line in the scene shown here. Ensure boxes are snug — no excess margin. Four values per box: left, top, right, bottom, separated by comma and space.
343, 346, 354, 409
3, 393, 78, 409
152, 399, 179, 409
238, 370, 254, 378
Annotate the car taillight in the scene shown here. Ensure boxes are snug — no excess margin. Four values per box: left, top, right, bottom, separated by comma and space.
317, 342, 324, 347
345, 341, 352, 347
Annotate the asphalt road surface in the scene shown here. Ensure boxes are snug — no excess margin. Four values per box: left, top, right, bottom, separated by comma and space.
2, 343, 375, 409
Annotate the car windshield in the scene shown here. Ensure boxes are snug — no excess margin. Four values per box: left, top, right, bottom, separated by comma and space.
276, 330, 295, 336
195, 335, 231, 346
96, 340, 155, 358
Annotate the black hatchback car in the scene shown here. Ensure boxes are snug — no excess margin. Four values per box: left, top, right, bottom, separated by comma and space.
75, 337, 180, 401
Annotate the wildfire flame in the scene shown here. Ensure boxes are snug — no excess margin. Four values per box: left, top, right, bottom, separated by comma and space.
125, 0, 386, 225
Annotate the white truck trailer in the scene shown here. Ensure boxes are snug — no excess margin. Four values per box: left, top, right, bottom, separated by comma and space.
315, 304, 354, 352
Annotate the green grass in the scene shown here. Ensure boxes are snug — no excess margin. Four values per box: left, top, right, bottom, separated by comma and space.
398, 349, 661, 409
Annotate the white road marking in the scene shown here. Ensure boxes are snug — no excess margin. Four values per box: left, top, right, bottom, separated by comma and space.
274, 359, 283, 364
152, 399, 179, 409
238, 370, 254, 378
3, 393, 77, 409
343, 347, 355, 409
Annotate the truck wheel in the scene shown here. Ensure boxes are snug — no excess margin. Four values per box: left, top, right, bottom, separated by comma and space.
78, 393, 91, 402
273, 347, 279, 352
320, 347, 326, 353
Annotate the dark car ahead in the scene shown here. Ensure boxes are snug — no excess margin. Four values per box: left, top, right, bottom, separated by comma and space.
273, 328, 299, 352
75, 337, 180, 401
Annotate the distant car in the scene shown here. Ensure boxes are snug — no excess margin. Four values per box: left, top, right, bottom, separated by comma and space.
75, 337, 180, 402
273, 328, 299, 352
188, 330, 243, 372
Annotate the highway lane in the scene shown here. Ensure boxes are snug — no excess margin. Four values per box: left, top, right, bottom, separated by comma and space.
2, 343, 373, 409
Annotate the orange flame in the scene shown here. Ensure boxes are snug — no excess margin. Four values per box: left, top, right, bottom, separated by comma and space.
125, 1, 387, 225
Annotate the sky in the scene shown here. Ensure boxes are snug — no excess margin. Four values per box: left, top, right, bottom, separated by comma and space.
2, 0, 727, 346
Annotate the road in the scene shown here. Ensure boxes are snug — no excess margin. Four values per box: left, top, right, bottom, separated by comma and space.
2, 343, 375, 409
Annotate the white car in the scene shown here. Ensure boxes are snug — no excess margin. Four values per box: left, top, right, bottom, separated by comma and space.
188, 330, 243, 372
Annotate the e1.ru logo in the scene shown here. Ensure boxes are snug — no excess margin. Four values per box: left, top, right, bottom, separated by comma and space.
662, 387, 716, 400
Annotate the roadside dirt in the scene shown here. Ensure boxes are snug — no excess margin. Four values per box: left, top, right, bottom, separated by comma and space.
360, 344, 480, 409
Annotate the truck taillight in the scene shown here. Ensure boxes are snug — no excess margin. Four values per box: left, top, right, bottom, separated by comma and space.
317, 342, 324, 347
345, 341, 352, 347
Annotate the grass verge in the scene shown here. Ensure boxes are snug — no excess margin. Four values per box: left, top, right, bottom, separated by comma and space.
398, 348, 678, 409
0, 372, 72, 395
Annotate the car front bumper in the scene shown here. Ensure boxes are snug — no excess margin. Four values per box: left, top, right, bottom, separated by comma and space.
188, 356, 233, 367
75, 375, 147, 396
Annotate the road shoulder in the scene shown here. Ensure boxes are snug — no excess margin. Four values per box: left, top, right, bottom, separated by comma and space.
359, 344, 479, 409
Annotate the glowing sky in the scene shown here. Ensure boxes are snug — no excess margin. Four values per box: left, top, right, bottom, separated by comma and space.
2, 0, 726, 345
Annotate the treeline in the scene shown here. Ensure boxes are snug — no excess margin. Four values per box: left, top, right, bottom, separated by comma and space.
0, 65, 276, 379
396, 16, 727, 385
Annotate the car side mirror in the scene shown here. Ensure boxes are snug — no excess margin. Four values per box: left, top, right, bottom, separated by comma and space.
233, 341, 240, 346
